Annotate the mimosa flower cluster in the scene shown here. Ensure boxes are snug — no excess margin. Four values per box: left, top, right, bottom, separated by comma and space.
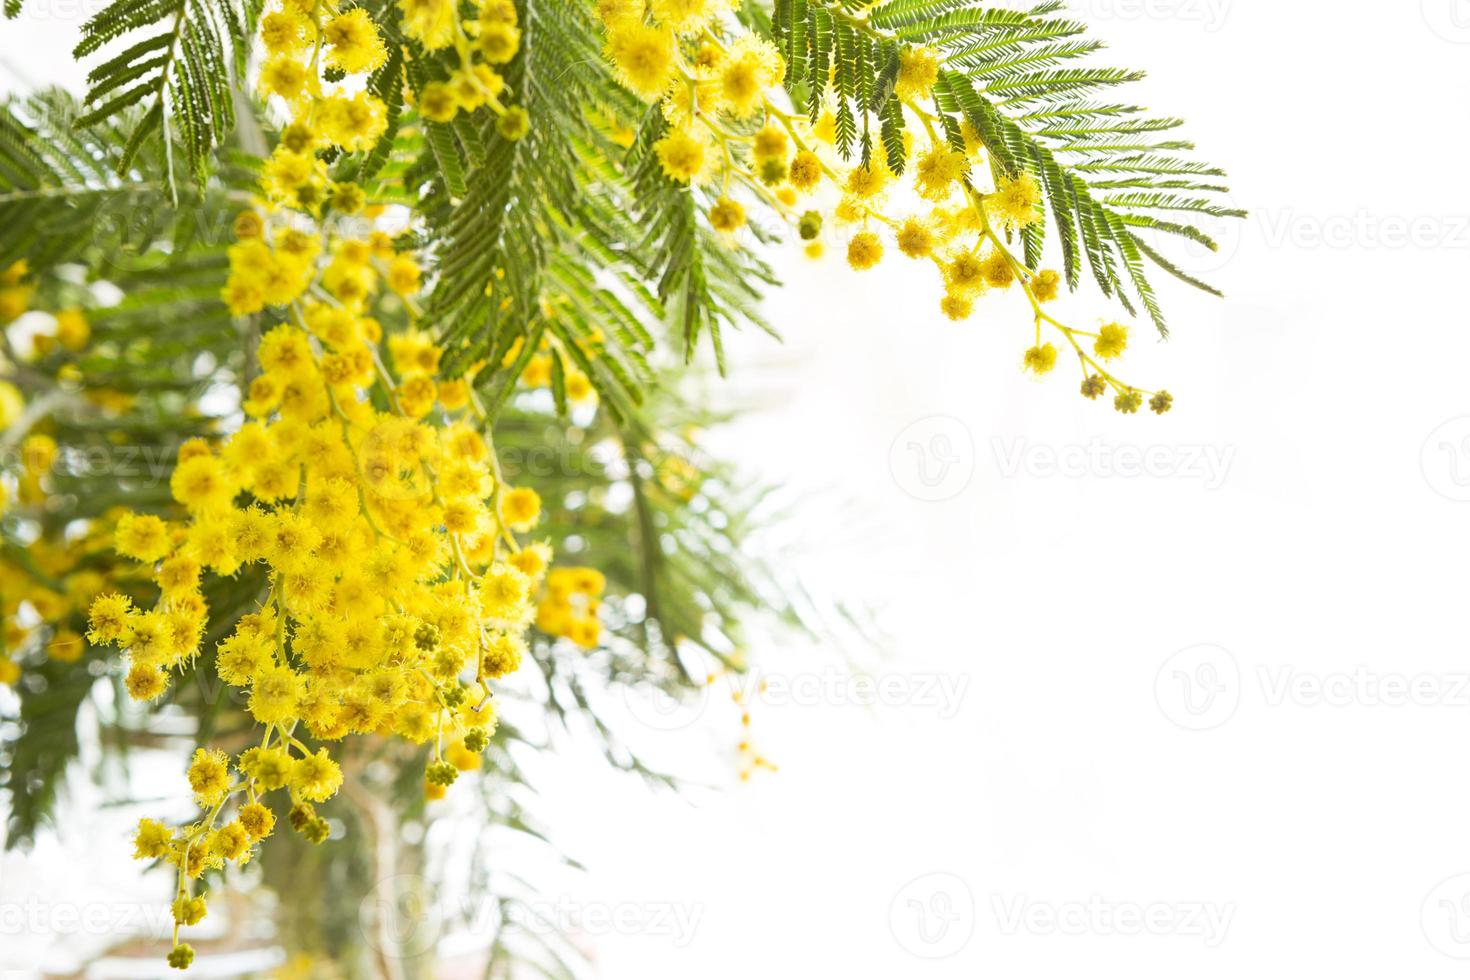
394, 0, 529, 137
90, 213, 557, 963
0, 0, 1243, 972
598, 0, 1172, 414
244, 0, 523, 241
73, 3, 596, 969
535, 566, 606, 649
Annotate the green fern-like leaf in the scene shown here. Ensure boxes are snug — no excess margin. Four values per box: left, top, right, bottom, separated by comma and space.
74, 0, 261, 192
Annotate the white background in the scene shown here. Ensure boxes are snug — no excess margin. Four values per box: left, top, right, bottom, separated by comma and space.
6, 1, 1470, 976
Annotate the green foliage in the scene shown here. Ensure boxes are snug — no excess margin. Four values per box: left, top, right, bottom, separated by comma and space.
0, 92, 166, 269
69, 0, 262, 192
0, 96, 250, 841
352, 0, 779, 393
627, 111, 780, 375
0, 653, 94, 846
